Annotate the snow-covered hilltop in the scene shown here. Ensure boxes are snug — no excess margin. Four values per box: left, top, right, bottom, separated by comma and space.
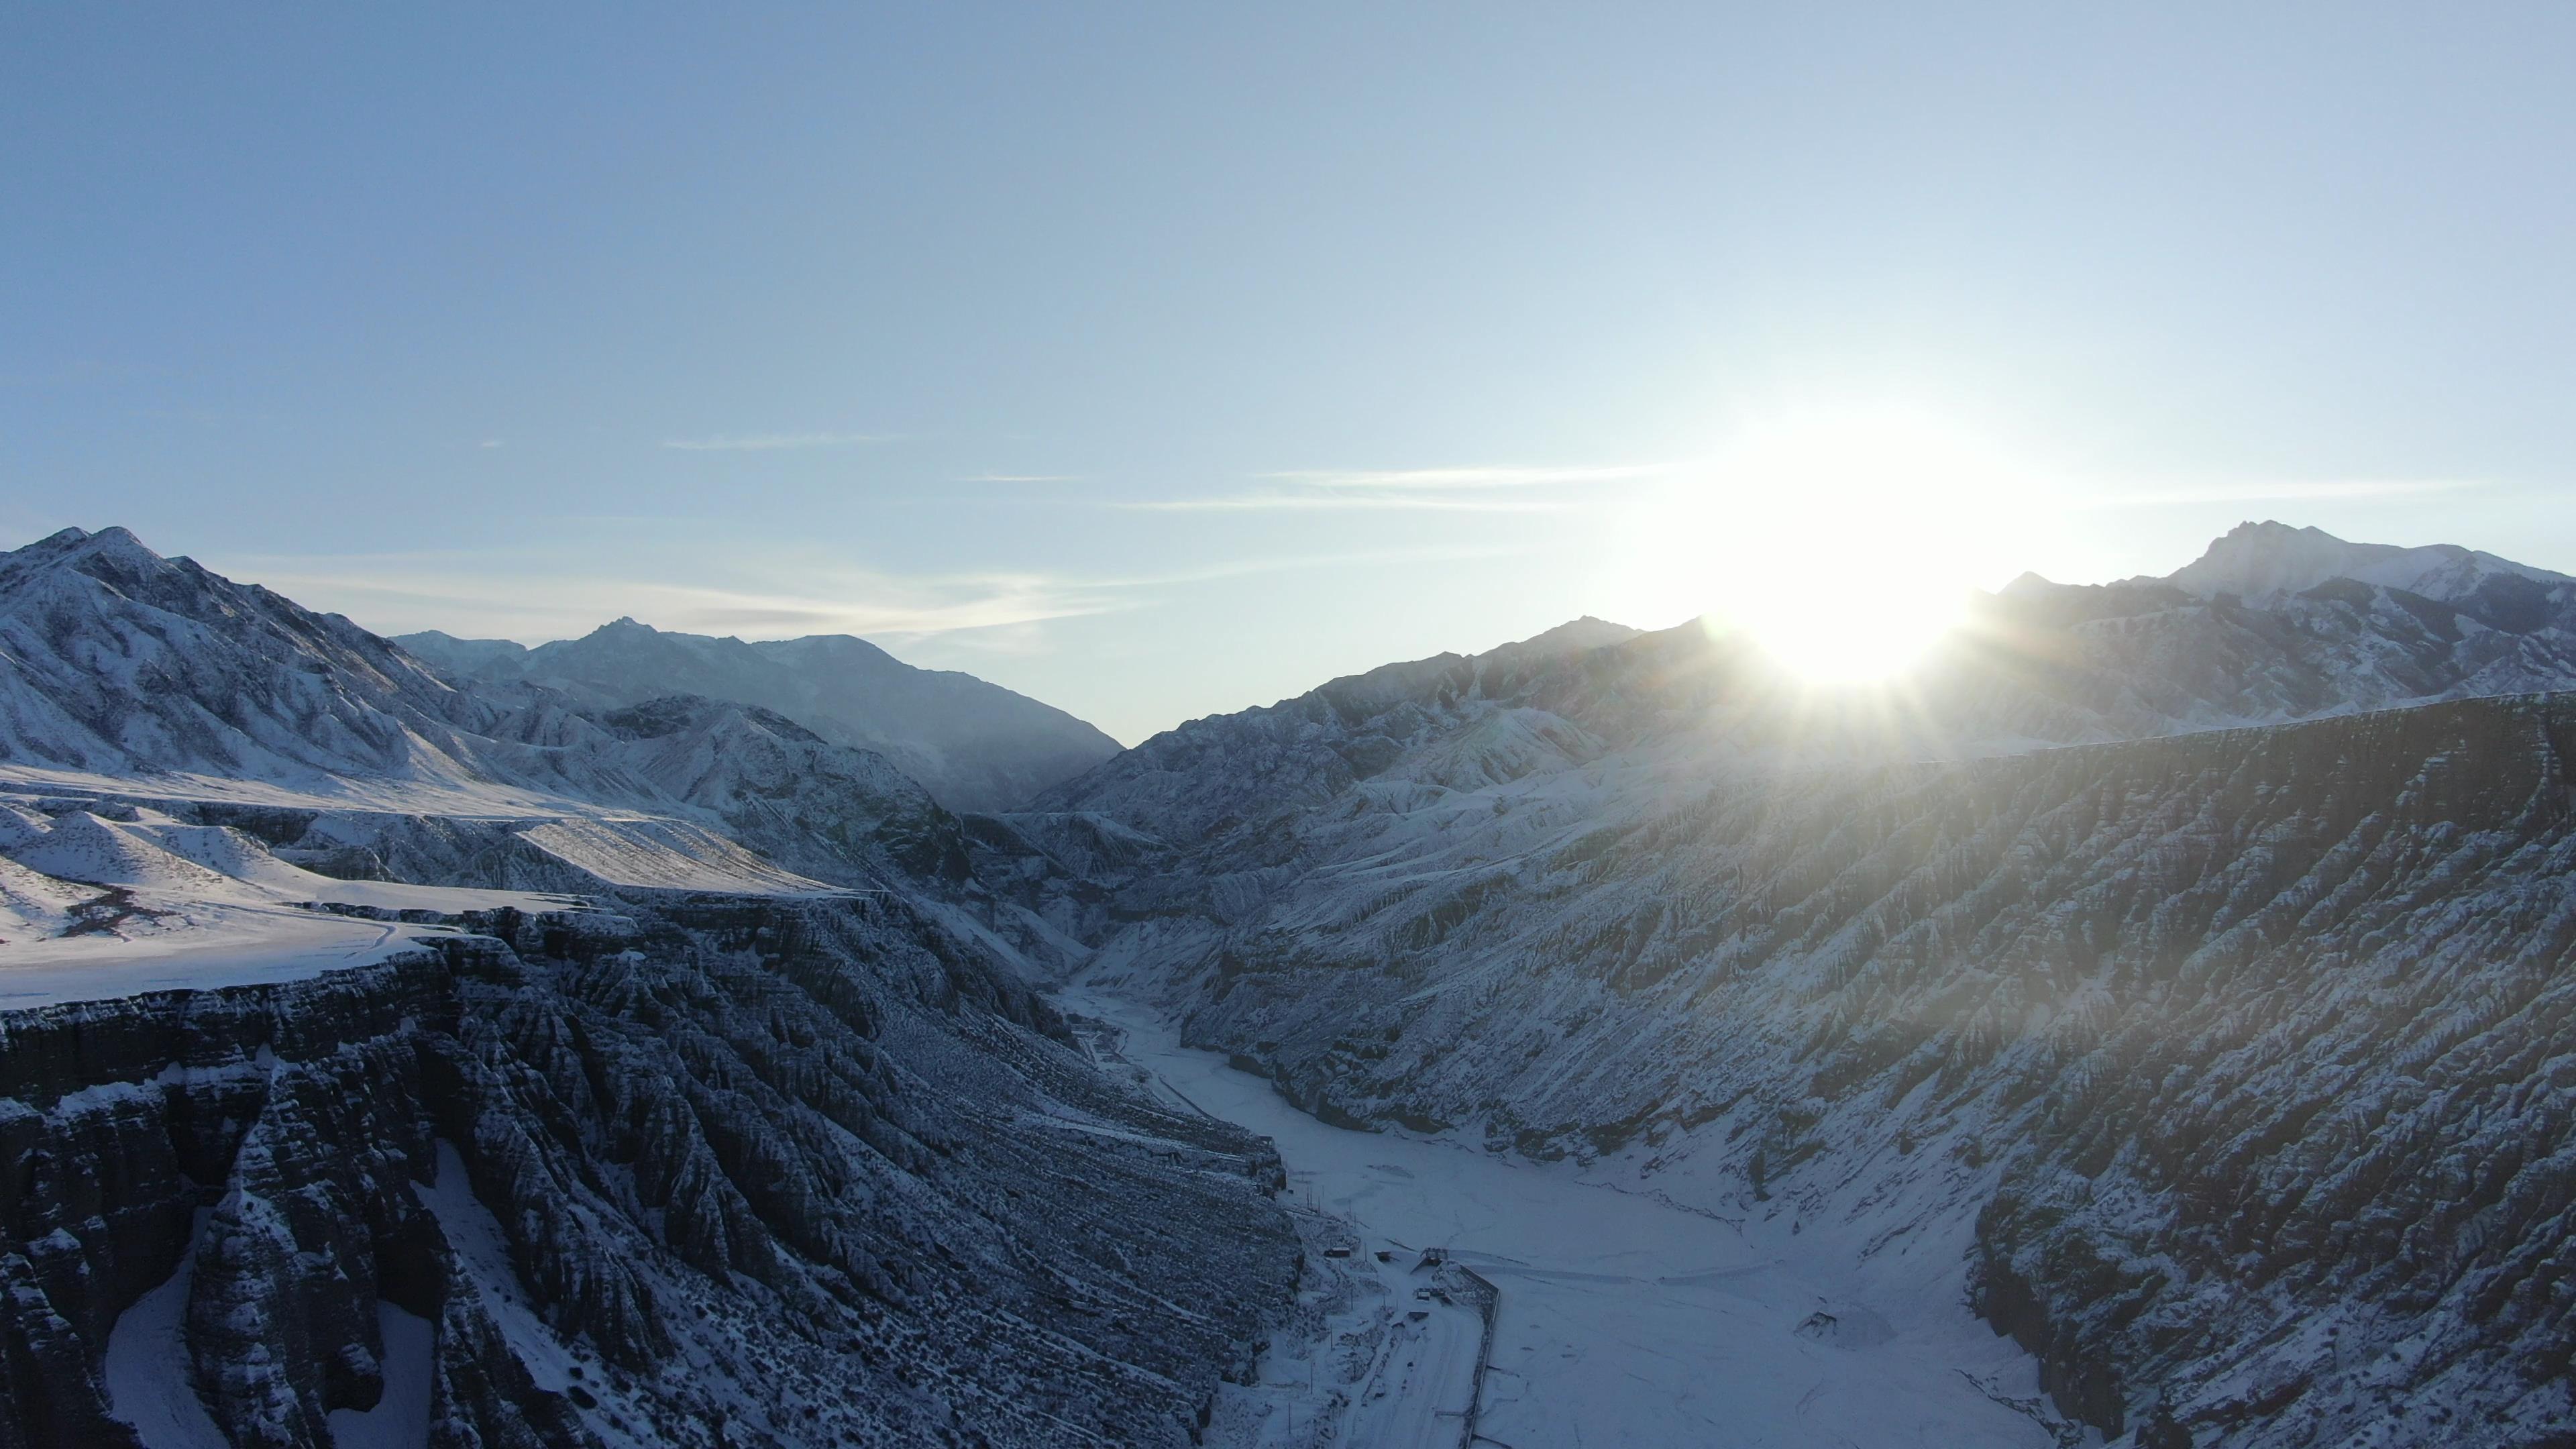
398, 616, 1122, 814
2157, 517, 2575, 604
0, 527, 983, 896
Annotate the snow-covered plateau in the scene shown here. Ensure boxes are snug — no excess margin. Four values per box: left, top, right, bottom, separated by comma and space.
11, 519, 2576, 1446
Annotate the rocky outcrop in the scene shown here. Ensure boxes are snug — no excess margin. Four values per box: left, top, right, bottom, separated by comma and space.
1, 894, 1298, 1448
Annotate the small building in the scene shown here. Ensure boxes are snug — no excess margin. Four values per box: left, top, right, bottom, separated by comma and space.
1322, 1245, 1352, 1259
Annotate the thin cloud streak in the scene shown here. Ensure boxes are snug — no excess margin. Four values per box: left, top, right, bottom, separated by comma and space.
2078, 477, 2485, 509
1264, 462, 1677, 490
660, 431, 887, 451
1095, 541, 1532, 590
1133, 458, 1677, 513
221, 540, 1526, 649
1115, 492, 1570, 513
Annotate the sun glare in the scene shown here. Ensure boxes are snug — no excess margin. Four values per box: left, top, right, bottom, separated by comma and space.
1622, 407, 2033, 683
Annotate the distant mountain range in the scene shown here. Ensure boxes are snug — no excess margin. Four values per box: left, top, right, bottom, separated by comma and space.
973, 517, 2576, 1447
0, 526, 1287, 1447
14, 515, 2576, 1447
397, 619, 1121, 813
0, 527, 972, 893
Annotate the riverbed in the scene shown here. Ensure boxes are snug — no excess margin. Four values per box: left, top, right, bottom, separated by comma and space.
1059, 981, 2065, 1448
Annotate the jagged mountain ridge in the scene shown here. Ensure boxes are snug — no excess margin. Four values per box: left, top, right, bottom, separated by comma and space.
0, 528, 1306, 1447
2154, 517, 2574, 602
16, 517, 2576, 1446
1063, 690, 2576, 1445
1028, 521, 2576, 859
0, 528, 967, 892
994, 525, 2576, 1446
398, 618, 1122, 813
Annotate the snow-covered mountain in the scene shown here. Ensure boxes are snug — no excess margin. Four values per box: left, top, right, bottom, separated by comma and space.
2155, 517, 2574, 603
1019, 521, 2576, 861
0, 529, 1305, 1446
398, 617, 1120, 813
0, 527, 973, 894
983, 523, 2576, 1446
19, 517, 2576, 1446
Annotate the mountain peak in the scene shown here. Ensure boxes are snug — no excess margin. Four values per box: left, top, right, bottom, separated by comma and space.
2165, 520, 2568, 603
1510, 616, 1642, 654
15, 525, 159, 566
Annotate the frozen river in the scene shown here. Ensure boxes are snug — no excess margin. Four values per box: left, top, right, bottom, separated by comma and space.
1060, 982, 2062, 1448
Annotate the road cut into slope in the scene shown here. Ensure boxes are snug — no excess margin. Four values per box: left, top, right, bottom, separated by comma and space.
1062, 979, 2065, 1449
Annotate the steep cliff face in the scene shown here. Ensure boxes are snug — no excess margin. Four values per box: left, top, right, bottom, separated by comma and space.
1, 893, 1297, 1449
1058, 692, 2576, 1445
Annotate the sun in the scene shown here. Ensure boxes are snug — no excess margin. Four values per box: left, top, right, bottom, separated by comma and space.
1619, 406, 2033, 682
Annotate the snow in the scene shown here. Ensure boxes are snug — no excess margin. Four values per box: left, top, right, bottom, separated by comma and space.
412, 1141, 582, 1394
326, 1303, 433, 1449
1340, 1290, 1481, 1448
513, 816, 832, 894
1064, 982, 2055, 1449
0, 805, 587, 1007
411, 1141, 651, 1446
2163, 520, 2573, 602
103, 1210, 229, 1449
0, 906, 443, 1008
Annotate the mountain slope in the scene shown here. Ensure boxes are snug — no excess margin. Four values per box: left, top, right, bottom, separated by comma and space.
0, 527, 490, 789
0, 892, 1297, 1448
1069, 690, 2576, 1446
2159, 518, 2574, 602
1031, 523, 2576, 859
398, 618, 1122, 812
0, 529, 970, 894
0, 529, 1303, 1446
1004, 525, 2576, 1446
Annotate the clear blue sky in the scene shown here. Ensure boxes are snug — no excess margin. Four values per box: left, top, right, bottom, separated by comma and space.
6, 5, 2573, 741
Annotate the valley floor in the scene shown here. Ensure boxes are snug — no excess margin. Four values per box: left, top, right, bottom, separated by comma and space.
1061, 981, 2072, 1449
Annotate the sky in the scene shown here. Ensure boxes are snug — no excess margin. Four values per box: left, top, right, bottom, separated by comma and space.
5, 5, 2574, 743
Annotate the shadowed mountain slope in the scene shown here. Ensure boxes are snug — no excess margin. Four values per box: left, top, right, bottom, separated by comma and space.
399, 619, 1121, 813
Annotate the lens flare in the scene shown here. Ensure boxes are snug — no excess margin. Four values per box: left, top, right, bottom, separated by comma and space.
1619, 407, 2035, 682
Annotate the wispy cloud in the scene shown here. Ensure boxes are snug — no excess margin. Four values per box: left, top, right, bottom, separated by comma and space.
659, 431, 886, 452
233, 557, 1114, 643
2081, 477, 2484, 509
1115, 492, 1572, 513
1117, 459, 1673, 513
216, 539, 1523, 649
1263, 462, 1676, 490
